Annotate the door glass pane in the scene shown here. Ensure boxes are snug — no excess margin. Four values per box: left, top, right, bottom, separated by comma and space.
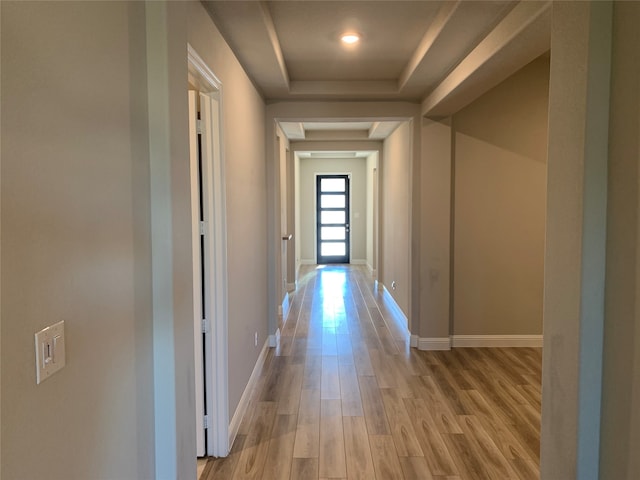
321, 211, 345, 225
321, 194, 345, 208
321, 242, 346, 256
320, 178, 346, 192
321, 227, 345, 240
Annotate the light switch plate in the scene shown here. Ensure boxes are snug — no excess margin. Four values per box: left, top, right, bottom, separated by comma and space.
35, 320, 66, 384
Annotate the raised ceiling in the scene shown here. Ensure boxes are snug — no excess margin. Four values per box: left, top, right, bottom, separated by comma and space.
202, 0, 550, 116
279, 121, 401, 141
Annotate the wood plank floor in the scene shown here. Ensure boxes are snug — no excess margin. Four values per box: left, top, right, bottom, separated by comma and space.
200, 265, 541, 480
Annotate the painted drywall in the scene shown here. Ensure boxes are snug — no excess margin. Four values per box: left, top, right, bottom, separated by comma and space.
365, 153, 378, 272
276, 126, 289, 310
541, 3, 612, 477
0, 2, 3, 477
452, 54, 549, 336
299, 157, 367, 263
295, 153, 302, 273
266, 102, 420, 337
147, 3, 195, 476
600, 3, 640, 478
1, 2, 268, 478
286, 147, 296, 289
381, 121, 412, 316
0, 2, 3, 476
419, 118, 452, 339
188, 1, 268, 424
1, 2, 155, 478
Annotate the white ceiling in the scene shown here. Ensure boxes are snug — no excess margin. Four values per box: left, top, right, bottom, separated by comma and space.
202, 0, 550, 141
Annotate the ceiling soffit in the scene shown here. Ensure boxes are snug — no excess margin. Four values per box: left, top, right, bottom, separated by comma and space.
203, 1, 550, 118
279, 120, 401, 141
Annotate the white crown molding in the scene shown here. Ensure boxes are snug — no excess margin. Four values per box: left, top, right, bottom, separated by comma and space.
187, 44, 222, 93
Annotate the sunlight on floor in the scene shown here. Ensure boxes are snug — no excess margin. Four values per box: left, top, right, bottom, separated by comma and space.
318, 267, 347, 329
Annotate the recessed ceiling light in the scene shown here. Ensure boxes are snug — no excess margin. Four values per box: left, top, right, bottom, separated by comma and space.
341, 33, 360, 45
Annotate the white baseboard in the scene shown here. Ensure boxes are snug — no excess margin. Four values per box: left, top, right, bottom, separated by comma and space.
351, 259, 367, 265
451, 334, 543, 348
418, 337, 452, 351
281, 293, 291, 321
366, 263, 376, 277
300, 259, 316, 265
410, 334, 419, 348
381, 285, 409, 332
413, 334, 543, 350
268, 328, 281, 348
228, 338, 269, 449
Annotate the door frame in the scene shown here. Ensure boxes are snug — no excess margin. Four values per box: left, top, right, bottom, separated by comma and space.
187, 91, 206, 456
315, 172, 352, 264
290, 144, 382, 274
188, 44, 230, 458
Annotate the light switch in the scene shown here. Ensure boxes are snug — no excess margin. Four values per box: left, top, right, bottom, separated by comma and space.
35, 320, 66, 384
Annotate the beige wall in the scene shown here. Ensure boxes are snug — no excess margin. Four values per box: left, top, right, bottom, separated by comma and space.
299, 157, 367, 263
452, 55, 549, 336
600, 3, 640, 478
419, 118, 453, 339
381, 121, 412, 316
276, 125, 289, 306
1, 2, 269, 478
1, 2, 3, 476
188, 1, 268, 422
267, 103, 420, 333
365, 153, 378, 272
541, 2, 612, 476
2, 2, 154, 477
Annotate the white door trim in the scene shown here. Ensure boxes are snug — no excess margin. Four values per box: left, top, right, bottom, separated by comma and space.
188, 45, 230, 458
188, 91, 206, 457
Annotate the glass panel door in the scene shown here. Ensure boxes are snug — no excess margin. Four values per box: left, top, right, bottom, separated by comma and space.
316, 174, 350, 264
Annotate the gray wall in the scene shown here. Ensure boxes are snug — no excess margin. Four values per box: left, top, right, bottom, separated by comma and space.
299, 157, 367, 263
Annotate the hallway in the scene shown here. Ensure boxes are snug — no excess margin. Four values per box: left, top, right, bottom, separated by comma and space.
200, 266, 541, 480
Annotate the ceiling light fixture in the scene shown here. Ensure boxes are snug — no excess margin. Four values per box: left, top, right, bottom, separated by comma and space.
341, 33, 360, 45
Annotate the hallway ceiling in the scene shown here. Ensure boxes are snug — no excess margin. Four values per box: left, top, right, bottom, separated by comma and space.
202, 0, 550, 116
279, 120, 401, 141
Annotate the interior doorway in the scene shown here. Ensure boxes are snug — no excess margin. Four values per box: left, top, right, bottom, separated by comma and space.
293, 148, 380, 276
188, 45, 230, 460
316, 174, 351, 264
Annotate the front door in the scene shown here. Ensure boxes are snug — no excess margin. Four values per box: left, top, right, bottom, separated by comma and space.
316, 174, 350, 264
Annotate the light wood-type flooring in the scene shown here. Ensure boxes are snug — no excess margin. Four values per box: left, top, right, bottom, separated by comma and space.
200, 265, 541, 480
